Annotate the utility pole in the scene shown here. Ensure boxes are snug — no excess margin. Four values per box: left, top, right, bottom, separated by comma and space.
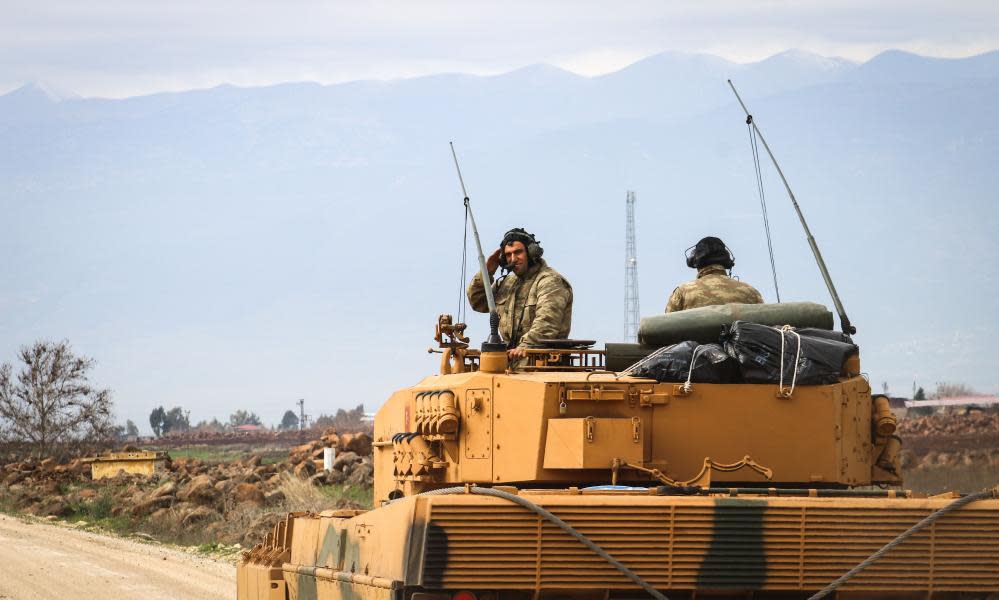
624, 190, 640, 343
297, 399, 309, 432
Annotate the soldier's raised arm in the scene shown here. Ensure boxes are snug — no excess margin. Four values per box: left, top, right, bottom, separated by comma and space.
466, 273, 490, 313
466, 248, 503, 313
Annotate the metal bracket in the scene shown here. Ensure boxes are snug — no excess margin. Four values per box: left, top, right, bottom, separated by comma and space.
616, 455, 774, 488
638, 387, 670, 407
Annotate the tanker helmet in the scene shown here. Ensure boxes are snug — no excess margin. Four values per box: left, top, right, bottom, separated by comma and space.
685, 236, 735, 269
499, 228, 544, 268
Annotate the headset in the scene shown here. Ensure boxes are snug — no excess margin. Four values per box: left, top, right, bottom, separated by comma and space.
684, 236, 735, 270
498, 228, 544, 269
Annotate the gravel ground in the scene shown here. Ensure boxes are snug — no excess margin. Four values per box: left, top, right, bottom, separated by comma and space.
0, 514, 235, 600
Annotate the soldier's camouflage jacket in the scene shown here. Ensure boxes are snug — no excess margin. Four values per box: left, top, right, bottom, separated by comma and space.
467, 259, 573, 348
666, 264, 764, 312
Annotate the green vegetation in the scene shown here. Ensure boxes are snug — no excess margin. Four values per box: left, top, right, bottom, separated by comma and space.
148, 445, 286, 465
195, 542, 243, 560
64, 485, 134, 535
319, 484, 373, 509
277, 473, 373, 512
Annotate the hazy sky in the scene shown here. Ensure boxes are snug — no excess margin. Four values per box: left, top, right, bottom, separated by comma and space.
3, 1, 998, 98
3, 2, 998, 432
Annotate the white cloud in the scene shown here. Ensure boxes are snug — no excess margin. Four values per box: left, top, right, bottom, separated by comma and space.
1, 0, 998, 96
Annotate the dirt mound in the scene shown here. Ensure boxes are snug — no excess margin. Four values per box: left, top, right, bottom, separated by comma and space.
288, 428, 372, 464
0, 429, 374, 547
899, 412, 999, 437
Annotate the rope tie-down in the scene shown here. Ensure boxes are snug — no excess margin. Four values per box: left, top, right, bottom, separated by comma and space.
777, 324, 802, 398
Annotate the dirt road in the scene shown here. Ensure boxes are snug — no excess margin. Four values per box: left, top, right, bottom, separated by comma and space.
0, 514, 235, 600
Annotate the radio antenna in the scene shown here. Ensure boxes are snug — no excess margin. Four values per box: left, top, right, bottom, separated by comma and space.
727, 81, 856, 335
450, 142, 506, 351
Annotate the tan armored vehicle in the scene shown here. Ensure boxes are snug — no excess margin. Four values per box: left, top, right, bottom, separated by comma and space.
239, 306, 999, 600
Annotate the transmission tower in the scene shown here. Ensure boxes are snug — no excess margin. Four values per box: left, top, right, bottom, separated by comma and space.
297, 398, 309, 432
624, 191, 640, 342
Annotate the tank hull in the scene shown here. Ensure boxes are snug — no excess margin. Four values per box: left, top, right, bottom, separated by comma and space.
238, 489, 999, 600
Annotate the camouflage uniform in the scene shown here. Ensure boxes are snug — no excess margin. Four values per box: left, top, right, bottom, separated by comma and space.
467, 258, 573, 349
666, 264, 763, 312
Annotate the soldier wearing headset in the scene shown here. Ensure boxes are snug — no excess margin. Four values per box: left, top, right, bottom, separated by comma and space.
667, 236, 763, 312
467, 228, 573, 362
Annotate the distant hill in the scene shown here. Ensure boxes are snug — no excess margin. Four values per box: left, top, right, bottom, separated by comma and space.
1, 49, 997, 427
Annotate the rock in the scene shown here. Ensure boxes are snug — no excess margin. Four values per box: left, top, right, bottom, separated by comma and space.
2, 471, 25, 486
253, 464, 275, 477
37, 496, 72, 517
78, 488, 98, 500
132, 495, 174, 517
148, 507, 172, 523
346, 462, 373, 486
181, 506, 222, 528
263, 490, 286, 506
214, 479, 235, 495
293, 461, 316, 478
39, 480, 60, 495
289, 443, 313, 460
345, 433, 372, 456
178, 474, 220, 506
17, 495, 40, 512
347, 463, 375, 485
202, 521, 225, 539
150, 481, 177, 499
231, 483, 265, 506
332, 452, 360, 471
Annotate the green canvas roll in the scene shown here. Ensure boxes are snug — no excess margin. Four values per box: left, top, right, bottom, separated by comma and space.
637, 302, 834, 347
605, 343, 660, 372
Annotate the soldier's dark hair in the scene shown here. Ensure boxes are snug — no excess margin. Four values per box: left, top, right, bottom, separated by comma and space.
685, 236, 735, 269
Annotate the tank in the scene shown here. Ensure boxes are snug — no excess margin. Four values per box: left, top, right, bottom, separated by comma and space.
238, 310, 999, 600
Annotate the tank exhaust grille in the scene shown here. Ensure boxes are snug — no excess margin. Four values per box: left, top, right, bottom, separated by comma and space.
422, 498, 999, 591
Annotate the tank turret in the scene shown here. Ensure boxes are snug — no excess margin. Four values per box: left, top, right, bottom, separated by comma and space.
375, 305, 900, 504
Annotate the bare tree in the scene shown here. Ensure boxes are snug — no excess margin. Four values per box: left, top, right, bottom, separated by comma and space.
0, 340, 115, 457
933, 382, 976, 399
313, 404, 368, 432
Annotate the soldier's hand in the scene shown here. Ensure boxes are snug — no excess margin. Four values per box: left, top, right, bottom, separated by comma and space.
507, 347, 526, 360
486, 248, 502, 275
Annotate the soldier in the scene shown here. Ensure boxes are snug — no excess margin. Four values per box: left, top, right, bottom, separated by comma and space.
467, 228, 573, 361
666, 236, 763, 312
